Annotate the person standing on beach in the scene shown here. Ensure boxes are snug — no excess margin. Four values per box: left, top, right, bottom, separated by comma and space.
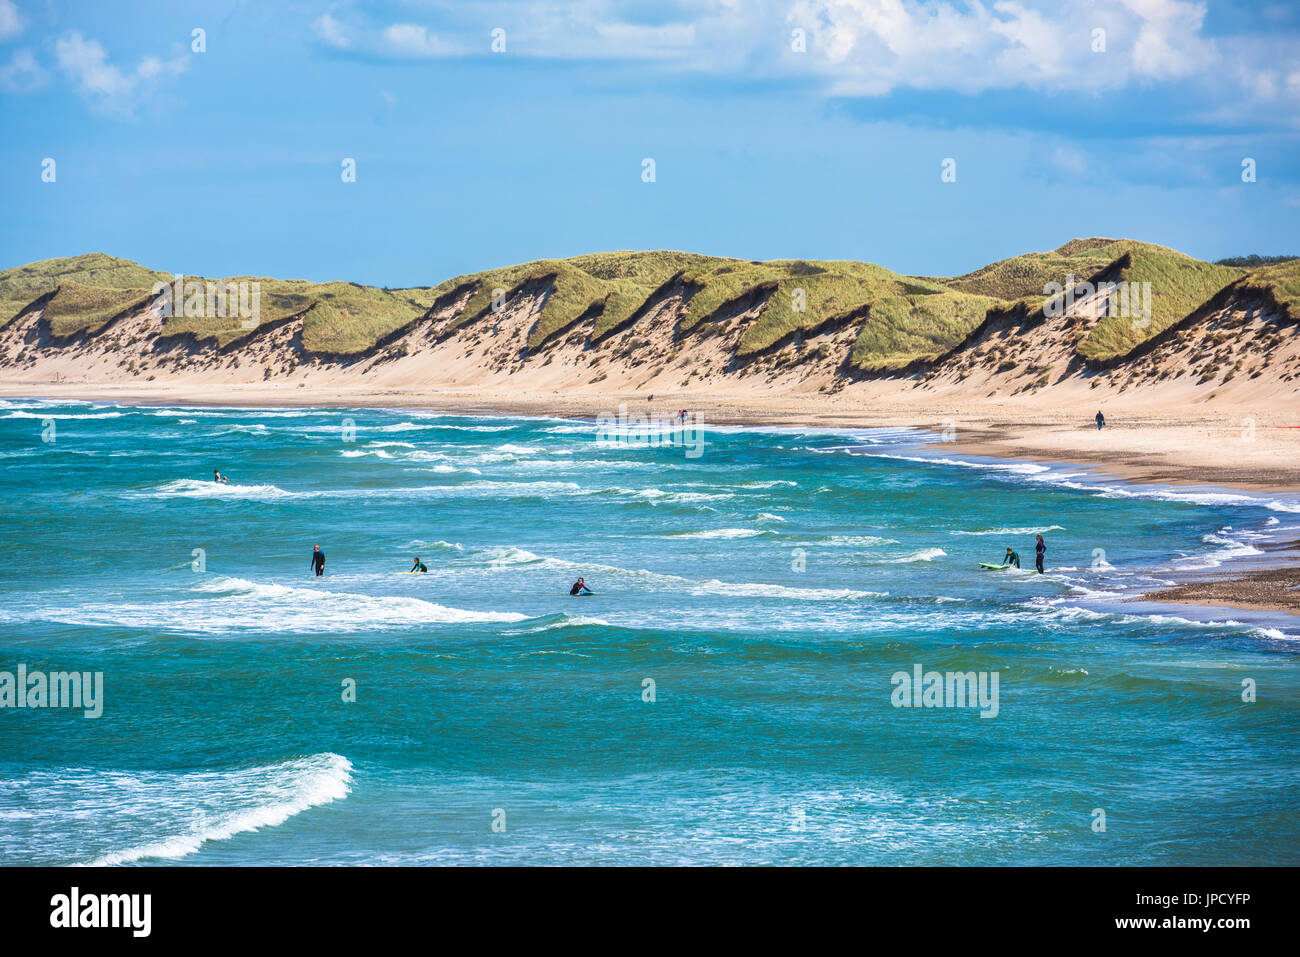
310, 545, 325, 577
1035, 534, 1046, 574
1095, 411, 1105, 430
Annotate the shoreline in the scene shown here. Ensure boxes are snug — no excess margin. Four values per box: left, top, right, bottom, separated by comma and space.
5, 380, 1299, 491
6, 382, 1299, 623
1139, 538, 1300, 618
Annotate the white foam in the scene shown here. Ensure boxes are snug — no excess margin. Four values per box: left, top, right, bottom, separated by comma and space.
10, 576, 529, 634
691, 580, 885, 600
670, 528, 766, 539
886, 548, 947, 563
951, 525, 1065, 536
818, 535, 899, 547
520, 614, 611, 632
85, 753, 353, 866
140, 479, 293, 501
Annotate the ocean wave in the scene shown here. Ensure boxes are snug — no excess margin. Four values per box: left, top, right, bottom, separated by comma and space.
1028, 601, 1294, 641
187, 576, 529, 628
849, 450, 1052, 475
450, 545, 882, 600
1, 410, 125, 420
404, 539, 463, 551
605, 487, 734, 505
516, 613, 611, 633
139, 479, 294, 500
1027, 475, 1300, 515
5, 576, 529, 634
885, 548, 947, 563
341, 448, 392, 458
1174, 531, 1265, 570
668, 528, 767, 540
134, 479, 579, 502
951, 525, 1065, 536
817, 535, 899, 547
691, 580, 885, 600
84, 753, 353, 866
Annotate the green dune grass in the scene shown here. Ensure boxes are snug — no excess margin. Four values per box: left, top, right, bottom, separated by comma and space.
1238, 259, 1300, 318
942, 238, 1125, 302
1075, 243, 1241, 360
0, 241, 1264, 369
42, 281, 156, 337
0, 253, 169, 329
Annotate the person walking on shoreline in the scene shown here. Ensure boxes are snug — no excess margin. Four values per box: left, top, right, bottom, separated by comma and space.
1095, 411, 1105, 430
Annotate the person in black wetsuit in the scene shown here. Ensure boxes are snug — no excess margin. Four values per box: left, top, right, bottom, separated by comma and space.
569, 577, 593, 596
410, 557, 427, 573
1004, 546, 1020, 569
1035, 534, 1046, 574
310, 545, 325, 577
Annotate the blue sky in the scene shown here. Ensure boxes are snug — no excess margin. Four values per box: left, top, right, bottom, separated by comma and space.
1, 0, 1298, 286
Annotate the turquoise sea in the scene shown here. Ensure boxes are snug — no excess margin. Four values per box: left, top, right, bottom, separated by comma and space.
0, 400, 1297, 866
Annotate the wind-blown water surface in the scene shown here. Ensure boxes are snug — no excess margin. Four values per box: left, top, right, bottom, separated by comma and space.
1, 400, 1296, 865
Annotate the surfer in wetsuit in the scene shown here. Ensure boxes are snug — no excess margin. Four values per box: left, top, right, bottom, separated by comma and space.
213, 469, 228, 483
311, 545, 325, 577
410, 557, 427, 573
1035, 534, 1046, 574
1004, 546, 1020, 569
569, 577, 593, 596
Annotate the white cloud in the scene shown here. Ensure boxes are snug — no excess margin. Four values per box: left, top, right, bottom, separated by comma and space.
54, 31, 188, 112
313, 13, 352, 50
0, 0, 23, 41
307, 0, 1297, 120
0, 48, 46, 92
312, 12, 467, 58
1123, 0, 1214, 79
592, 21, 698, 58
381, 23, 460, 58
1051, 144, 1088, 175
784, 0, 1220, 95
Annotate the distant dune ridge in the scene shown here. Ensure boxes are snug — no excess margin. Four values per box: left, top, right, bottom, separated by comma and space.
1, 239, 1296, 403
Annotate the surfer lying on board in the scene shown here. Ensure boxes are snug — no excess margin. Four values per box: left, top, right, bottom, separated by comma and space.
1004, 547, 1020, 569
570, 577, 594, 596
410, 557, 427, 573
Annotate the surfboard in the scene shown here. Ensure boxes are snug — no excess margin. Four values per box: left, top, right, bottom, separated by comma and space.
978, 562, 1010, 570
